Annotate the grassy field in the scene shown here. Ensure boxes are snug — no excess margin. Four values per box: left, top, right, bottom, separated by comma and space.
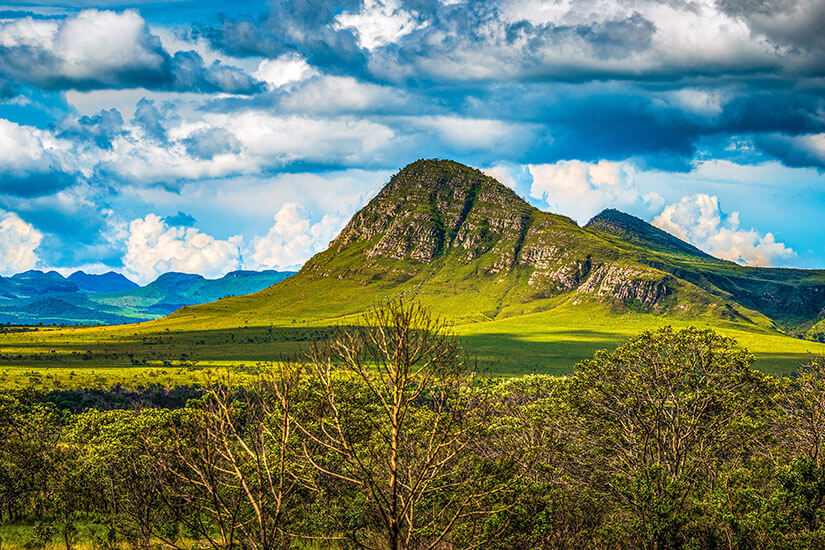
2, 298, 824, 388
456, 302, 825, 376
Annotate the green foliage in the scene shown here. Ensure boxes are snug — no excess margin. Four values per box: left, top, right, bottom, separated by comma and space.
5, 307, 825, 548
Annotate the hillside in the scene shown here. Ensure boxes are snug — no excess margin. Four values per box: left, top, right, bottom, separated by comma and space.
2, 159, 825, 377
162, 159, 825, 333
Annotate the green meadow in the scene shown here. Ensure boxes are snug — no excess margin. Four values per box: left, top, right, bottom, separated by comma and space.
3, 298, 824, 388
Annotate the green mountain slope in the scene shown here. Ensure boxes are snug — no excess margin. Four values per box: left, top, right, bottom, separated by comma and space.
584, 210, 825, 332
585, 209, 716, 260
162, 159, 824, 334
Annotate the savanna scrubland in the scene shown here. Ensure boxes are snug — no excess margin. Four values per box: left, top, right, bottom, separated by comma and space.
3, 301, 825, 550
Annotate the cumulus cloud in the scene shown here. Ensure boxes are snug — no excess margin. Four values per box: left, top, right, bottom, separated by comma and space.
122, 205, 349, 283
0, 119, 76, 196
246, 202, 346, 270
25, 108, 395, 184
254, 54, 317, 89
204, 0, 825, 87
482, 164, 519, 189
281, 75, 409, 113
334, 0, 427, 50
652, 194, 795, 266
0, 10, 259, 93
0, 211, 42, 275
0, 118, 56, 172
123, 214, 242, 284
528, 160, 661, 224
411, 116, 538, 152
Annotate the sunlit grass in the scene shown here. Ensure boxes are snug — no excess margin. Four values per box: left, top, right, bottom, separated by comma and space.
2, 295, 824, 388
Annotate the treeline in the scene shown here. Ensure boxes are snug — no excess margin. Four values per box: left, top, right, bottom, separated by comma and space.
2, 301, 825, 549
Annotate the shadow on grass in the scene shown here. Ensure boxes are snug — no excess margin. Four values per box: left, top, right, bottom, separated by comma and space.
0, 324, 816, 379
459, 330, 627, 377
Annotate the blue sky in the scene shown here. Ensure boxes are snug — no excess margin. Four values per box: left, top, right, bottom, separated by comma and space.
0, 0, 824, 283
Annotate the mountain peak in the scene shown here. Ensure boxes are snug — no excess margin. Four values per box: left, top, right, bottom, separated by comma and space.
326, 159, 534, 266
165, 159, 825, 333
586, 208, 716, 260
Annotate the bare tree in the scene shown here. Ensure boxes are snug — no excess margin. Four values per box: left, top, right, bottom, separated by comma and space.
288, 299, 509, 550
163, 369, 303, 550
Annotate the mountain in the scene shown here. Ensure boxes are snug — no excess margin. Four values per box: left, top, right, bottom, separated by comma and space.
163, 159, 825, 336
0, 269, 295, 325
585, 209, 714, 260
5, 159, 825, 376
93, 270, 295, 317
8, 270, 79, 296
67, 271, 139, 293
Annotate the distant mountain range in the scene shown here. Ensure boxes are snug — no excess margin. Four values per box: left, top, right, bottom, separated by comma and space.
0, 269, 295, 325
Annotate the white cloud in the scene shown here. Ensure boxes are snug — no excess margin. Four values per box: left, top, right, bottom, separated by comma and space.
55, 10, 163, 81
528, 160, 660, 224
652, 194, 795, 266
0, 212, 42, 275
254, 54, 316, 89
666, 89, 725, 116
281, 75, 406, 113
246, 202, 346, 270
76, 110, 396, 183
482, 164, 518, 189
122, 202, 352, 283
367, 0, 807, 83
123, 214, 242, 284
412, 116, 535, 151
0, 119, 49, 172
334, 0, 426, 50
0, 10, 166, 87
64, 88, 208, 119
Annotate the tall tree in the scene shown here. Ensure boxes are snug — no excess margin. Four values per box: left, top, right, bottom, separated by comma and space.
289, 300, 509, 550
569, 326, 772, 548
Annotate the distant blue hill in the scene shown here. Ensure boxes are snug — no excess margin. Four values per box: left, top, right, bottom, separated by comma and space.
0, 269, 295, 325
68, 271, 139, 293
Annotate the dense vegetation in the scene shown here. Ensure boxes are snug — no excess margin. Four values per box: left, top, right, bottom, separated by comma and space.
3, 301, 825, 549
